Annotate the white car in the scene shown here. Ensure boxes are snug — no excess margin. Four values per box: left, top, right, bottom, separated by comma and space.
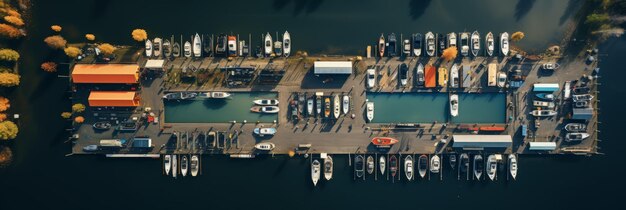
366, 69, 376, 88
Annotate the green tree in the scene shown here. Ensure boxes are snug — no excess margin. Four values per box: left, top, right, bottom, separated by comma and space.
0, 121, 18, 140
72, 103, 86, 113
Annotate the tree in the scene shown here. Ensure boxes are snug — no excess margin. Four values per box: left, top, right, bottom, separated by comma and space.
0, 73, 19, 87
74, 116, 84, 123
0, 23, 22, 39
85, 34, 95, 41
0, 49, 19, 61
0, 146, 13, 167
441, 46, 458, 61
50, 25, 62, 32
0, 121, 18, 140
41, 62, 57, 72
0, 96, 9, 112
4, 16, 24, 27
98, 43, 116, 55
64, 47, 81, 58
61, 112, 72, 119
511, 31, 525, 42
132, 29, 148, 42
585, 13, 610, 25
72, 103, 85, 113
44, 35, 67, 49
6, 9, 21, 18
0, 114, 6, 122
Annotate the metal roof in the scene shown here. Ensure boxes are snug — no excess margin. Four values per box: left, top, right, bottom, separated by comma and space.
314, 61, 352, 74
572, 108, 593, 120
529, 142, 557, 151
72, 64, 139, 84
533, 83, 559, 92
88, 91, 140, 107
452, 135, 512, 149
144, 59, 165, 69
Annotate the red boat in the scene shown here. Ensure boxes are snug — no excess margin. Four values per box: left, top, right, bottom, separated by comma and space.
371, 137, 399, 147
479, 126, 505, 132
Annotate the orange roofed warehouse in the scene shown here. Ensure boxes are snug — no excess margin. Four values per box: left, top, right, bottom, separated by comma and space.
88, 91, 140, 107
72, 64, 140, 84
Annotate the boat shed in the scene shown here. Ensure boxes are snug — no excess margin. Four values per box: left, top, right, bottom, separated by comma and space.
528, 142, 557, 151
144, 59, 165, 70
533, 83, 559, 92
131, 137, 152, 148
88, 91, 140, 107
72, 64, 140, 84
572, 107, 593, 120
452, 135, 513, 150
314, 61, 352, 74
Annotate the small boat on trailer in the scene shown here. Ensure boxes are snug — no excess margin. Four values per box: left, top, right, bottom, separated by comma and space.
379, 156, 386, 175
333, 94, 341, 119
430, 155, 440, 174
311, 160, 320, 186
164, 155, 171, 175
92, 121, 112, 130
190, 155, 199, 177
83, 145, 98, 151
250, 106, 280, 114
366, 156, 374, 175
474, 154, 483, 180
253, 99, 279, 106
307, 97, 314, 116
405, 155, 414, 180
355, 155, 365, 178
418, 155, 428, 178
508, 154, 517, 180
181, 155, 188, 177
324, 155, 333, 180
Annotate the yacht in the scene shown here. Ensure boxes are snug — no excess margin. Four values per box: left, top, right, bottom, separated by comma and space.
459, 153, 469, 179
202, 92, 231, 99
227, 35, 237, 57
471, 31, 480, 56
311, 160, 321, 186
355, 155, 365, 178
418, 155, 428, 178
181, 155, 188, 177
508, 154, 518, 180
425, 32, 435, 56
564, 123, 587, 132
367, 69, 376, 89
193, 33, 202, 57
190, 155, 199, 177
474, 155, 483, 180
283, 31, 291, 57
486, 32, 494, 56
447, 32, 457, 49
497, 72, 507, 88
450, 63, 459, 88
324, 155, 333, 180
565, 133, 590, 142
163, 92, 197, 100
254, 99, 279, 106
333, 94, 341, 119
430, 155, 440, 174
501, 32, 509, 56
264, 33, 273, 56
254, 142, 276, 151
172, 41, 181, 57
413, 33, 422, 57
403, 39, 411, 55
250, 106, 280, 114
183, 41, 191, 57
533, 101, 555, 109
253, 128, 277, 137
366, 102, 374, 122
370, 137, 399, 147
487, 154, 497, 181
450, 94, 458, 117
145, 39, 153, 57
530, 110, 557, 117
405, 155, 414, 180
460, 32, 469, 56
572, 94, 594, 102
366, 156, 374, 175
164, 155, 171, 175
153, 37, 162, 57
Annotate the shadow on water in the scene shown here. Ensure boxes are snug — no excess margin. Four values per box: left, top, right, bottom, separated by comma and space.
514, 0, 536, 21
202, 99, 228, 109
272, 0, 324, 16
559, 0, 583, 25
409, 0, 432, 20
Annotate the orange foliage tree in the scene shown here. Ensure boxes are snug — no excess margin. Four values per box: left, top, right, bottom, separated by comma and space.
0, 72, 19, 87
44, 35, 67, 49
64, 47, 81, 58
74, 116, 85, 123
511, 31, 525, 42
0, 96, 9, 111
0, 23, 22, 38
98, 43, 116, 55
0, 113, 6, 122
41, 62, 58, 72
50, 25, 62, 32
441, 46, 458, 61
85, 34, 95, 41
131, 29, 147, 42
4, 16, 24, 27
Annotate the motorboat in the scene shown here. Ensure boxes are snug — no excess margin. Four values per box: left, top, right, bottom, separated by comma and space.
425, 32, 435, 56
485, 32, 495, 57
542, 63, 560, 70
273, 40, 282, 56
366, 68, 376, 89
283, 31, 291, 57
399, 63, 408, 86
253, 99, 279, 106
253, 128, 277, 136
172, 155, 177, 178
250, 106, 279, 114
459, 153, 469, 176
471, 31, 480, 56
389, 155, 398, 178
418, 155, 428, 178
572, 94, 594, 102
316, 95, 322, 116
564, 123, 587, 132
92, 121, 112, 130
164, 155, 171, 175
216, 34, 227, 55
497, 72, 507, 88
573, 87, 591, 94
83, 145, 98, 152
172, 41, 181, 57
450, 64, 459, 88
366, 156, 374, 175
460, 32, 469, 56
307, 97, 314, 116
474, 154, 483, 180
254, 142, 276, 150
324, 97, 331, 118
183, 41, 191, 57
402, 39, 411, 55
387, 33, 397, 57
190, 155, 199, 177
500, 32, 509, 56
203, 34, 213, 56
333, 94, 341, 119
145, 39, 153, 57
437, 33, 446, 55
342, 95, 349, 115
227, 35, 237, 57
565, 133, 590, 142
508, 154, 517, 180
378, 34, 385, 57
153, 37, 162, 57
487, 155, 496, 181
163, 39, 171, 58
577, 101, 590, 109
447, 32, 457, 48
264, 33, 273, 56
450, 94, 458, 117
181, 155, 188, 177
430, 155, 440, 174
203, 92, 231, 99
163, 92, 197, 100
324, 155, 333, 180
193, 33, 202, 57
298, 93, 305, 117
413, 33, 422, 56
438, 67, 448, 87
355, 155, 364, 178
416, 63, 425, 87
370, 137, 399, 147
366, 102, 374, 122
530, 110, 557, 117
535, 93, 555, 101
449, 154, 457, 169
379, 156, 386, 175
533, 100, 555, 109
405, 155, 414, 180
311, 160, 320, 186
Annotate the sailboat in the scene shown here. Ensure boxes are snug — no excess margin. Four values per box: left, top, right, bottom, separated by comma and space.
164, 155, 171, 175
378, 34, 385, 57
264, 33, 273, 56
181, 155, 188, 177
471, 31, 480, 57
193, 33, 201, 57
283, 31, 291, 57
474, 154, 483, 180
412, 33, 422, 57
430, 155, 440, 174
145, 39, 153, 57
190, 155, 199, 177
501, 32, 509, 56
450, 94, 458, 117
509, 154, 518, 180
379, 156, 386, 175
425, 32, 435, 57
342, 95, 349, 115
153, 37, 162, 57
366, 156, 374, 175
312, 160, 320, 186
486, 32, 494, 56
333, 94, 341, 119
355, 155, 364, 178
324, 155, 333, 180
405, 155, 414, 180
418, 155, 428, 178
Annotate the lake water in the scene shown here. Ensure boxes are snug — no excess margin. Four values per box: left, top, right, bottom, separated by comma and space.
164, 92, 278, 123
2, 0, 625, 209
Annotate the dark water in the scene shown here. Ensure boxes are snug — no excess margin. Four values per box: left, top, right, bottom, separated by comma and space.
2, 0, 625, 209
164, 92, 278, 123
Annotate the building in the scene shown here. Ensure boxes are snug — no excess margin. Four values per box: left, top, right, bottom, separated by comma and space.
72, 64, 140, 84
572, 107, 593, 121
314, 61, 352, 74
533, 83, 559, 92
88, 91, 140, 107
132, 137, 153, 148
452, 135, 513, 150
528, 142, 557, 151
144, 59, 165, 71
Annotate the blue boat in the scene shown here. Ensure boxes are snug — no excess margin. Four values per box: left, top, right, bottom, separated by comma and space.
254, 127, 277, 136
535, 93, 555, 101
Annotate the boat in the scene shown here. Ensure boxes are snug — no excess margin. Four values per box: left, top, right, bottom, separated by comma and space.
250, 106, 279, 114
565, 133, 590, 142
438, 67, 448, 87
418, 155, 428, 178
183, 41, 191, 57
572, 94, 594, 102
203, 34, 212, 56
92, 121, 112, 130
379, 156, 386, 175
342, 95, 349, 115
253, 128, 277, 136
273, 40, 282, 56
145, 39, 153, 57
542, 63, 560, 70
163, 39, 171, 58
459, 153, 469, 177
460, 32, 469, 56
172, 155, 177, 178
253, 99, 279, 106
366, 102, 374, 122
474, 154, 483, 180
487, 155, 496, 181
405, 155, 414, 180
307, 98, 314, 116
202, 91, 232, 99
477, 126, 506, 132
366, 68, 376, 89
378, 34, 385, 57
425, 32, 435, 56
437, 33, 446, 55
163, 92, 197, 100
216, 34, 227, 55
254, 142, 276, 150
316, 94, 322, 116
564, 123, 587, 132
399, 63, 408, 86
164, 155, 171, 175
413, 33, 422, 56
283, 31, 291, 57
573, 87, 591, 94
366, 156, 374, 175
500, 32, 509, 56
190, 155, 199, 177
508, 154, 517, 180
450, 64, 459, 88
370, 137, 399, 147
193, 33, 202, 57
447, 32, 457, 49
486, 32, 494, 56
449, 154, 457, 169
83, 145, 98, 152
450, 94, 458, 117
430, 155, 440, 173
264, 33, 273, 56
576, 100, 589, 107
311, 160, 320, 186
535, 93, 555, 101
181, 155, 188, 177
323, 155, 334, 180
416, 63, 425, 87
227, 35, 237, 57
533, 100, 555, 109
389, 155, 398, 178
497, 72, 507, 88
471, 31, 480, 56
403, 39, 411, 55
172, 42, 181, 57
324, 97, 331, 118
355, 155, 364, 178
387, 33, 397, 57
153, 37, 162, 57
333, 94, 340, 119
530, 110, 557, 117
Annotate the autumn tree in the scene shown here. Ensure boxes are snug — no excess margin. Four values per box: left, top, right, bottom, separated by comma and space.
64, 47, 81, 58
0, 121, 18, 140
61, 112, 72, 119
511, 31, 525, 42
132, 29, 148, 42
85, 34, 95, 41
4, 16, 23, 27
74, 116, 85, 123
72, 103, 86, 113
441, 46, 458, 62
0, 72, 19, 87
0, 146, 12, 167
0, 23, 21, 39
50, 25, 62, 32
44, 35, 67, 49
0, 114, 6, 122
0, 49, 19, 61
41, 62, 58, 72
98, 43, 116, 55
0, 96, 9, 112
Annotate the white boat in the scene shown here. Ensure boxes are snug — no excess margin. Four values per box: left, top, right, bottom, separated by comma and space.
264, 33, 273, 56
254, 142, 276, 150
487, 154, 496, 181
253, 99, 279, 106
530, 110, 557, 117
180, 155, 188, 177
405, 155, 414, 180
273, 41, 282, 56
486, 32, 494, 56
412, 33, 422, 57
448, 32, 457, 48
164, 155, 171, 175
500, 32, 509, 56
202, 91, 231, 99
497, 72, 507, 88
153, 37, 162, 57
163, 92, 197, 100
163, 39, 171, 58
430, 155, 440, 173
193, 33, 201, 57
565, 133, 590, 142
564, 123, 587, 132
172, 42, 181, 57
333, 94, 340, 119
250, 106, 280, 114
399, 63, 408, 86
342, 95, 349, 115
324, 155, 333, 180
283, 31, 291, 57
450, 64, 459, 88
471, 31, 480, 56
564, 81, 571, 100
307, 98, 313, 116
450, 94, 458, 117
145, 39, 153, 57
190, 155, 199, 177
366, 102, 374, 122
572, 94, 594, 102
316, 94, 322, 116
473, 154, 483, 180
460, 32, 469, 56
172, 155, 177, 178
311, 160, 320, 186
416, 63, 424, 87
366, 156, 374, 175
418, 155, 428, 178
366, 68, 376, 89
355, 155, 365, 178
533, 101, 555, 109
542, 63, 560, 70
403, 39, 411, 55
253, 128, 277, 136
183, 41, 191, 57
425, 32, 435, 56
379, 156, 386, 175
508, 154, 517, 180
